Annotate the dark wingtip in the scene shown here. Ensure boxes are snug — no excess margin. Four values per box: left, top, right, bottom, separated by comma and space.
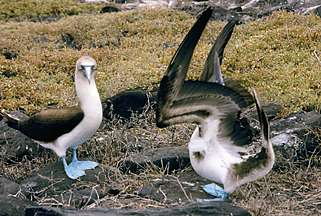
228, 16, 241, 25
196, 7, 213, 19
168, 6, 213, 68
252, 89, 270, 141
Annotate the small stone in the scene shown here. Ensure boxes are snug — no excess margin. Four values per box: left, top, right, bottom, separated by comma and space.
2, 49, 18, 60
1, 70, 17, 78
60, 33, 80, 50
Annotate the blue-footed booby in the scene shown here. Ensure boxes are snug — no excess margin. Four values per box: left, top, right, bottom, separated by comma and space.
1, 55, 102, 179
156, 7, 275, 200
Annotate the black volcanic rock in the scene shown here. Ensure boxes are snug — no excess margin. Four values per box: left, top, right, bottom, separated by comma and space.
26, 201, 250, 216
103, 89, 156, 120
0, 195, 36, 216
119, 146, 190, 174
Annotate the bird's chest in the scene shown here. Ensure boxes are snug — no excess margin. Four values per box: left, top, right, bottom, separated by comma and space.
189, 142, 229, 184
188, 127, 240, 184
77, 114, 102, 141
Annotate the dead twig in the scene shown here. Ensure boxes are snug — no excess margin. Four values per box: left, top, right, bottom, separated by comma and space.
172, 176, 191, 202
313, 50, 321, 67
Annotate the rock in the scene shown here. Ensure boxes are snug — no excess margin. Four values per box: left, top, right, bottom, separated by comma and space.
138, 168, 211, 202
20, 160, 108, 192
176, 0, 321, 21
178, 4, 236, 21
100, 5, 121, 13
0, 114, 48, 163
315, 5, 321, 17
33, 35, 49, 44
59, 33, 80, 50
0, 195, 36, 216
2, 49, 18, 60
103, 89, 156, 121
119, 146, 190, 174
1, 70, 17, 78
26, 200, 250, 215
244, 103, 283, 122
268, 111, 321, 166
0, 177, 20, 196
271, 111, 321, 142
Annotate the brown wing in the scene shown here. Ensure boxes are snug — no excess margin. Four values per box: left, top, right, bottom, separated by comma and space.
156, 7, 213, 127
9, 106, 84, 142
200, 19, 237, 83
157, 79, 253, 129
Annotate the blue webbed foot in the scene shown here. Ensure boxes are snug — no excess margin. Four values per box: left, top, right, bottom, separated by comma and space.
70, 160, 99, 171
70, 148, 99, 171
202, 183, 229, 201
62, 157, 85, 180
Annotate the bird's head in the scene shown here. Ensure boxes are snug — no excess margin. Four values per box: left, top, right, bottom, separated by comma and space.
76, 55, 97, 84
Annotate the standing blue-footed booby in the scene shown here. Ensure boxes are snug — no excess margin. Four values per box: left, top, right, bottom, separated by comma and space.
156, 7, 275, 200
1, 55, 102, 179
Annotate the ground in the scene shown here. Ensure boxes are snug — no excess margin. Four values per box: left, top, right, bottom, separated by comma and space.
0, 1, 321, 215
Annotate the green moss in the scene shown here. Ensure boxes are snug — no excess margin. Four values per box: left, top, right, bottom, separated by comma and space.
0, 10, 320, 115
0, 0, 103, 22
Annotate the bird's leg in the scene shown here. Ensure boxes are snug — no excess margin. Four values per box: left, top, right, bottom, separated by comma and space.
69, 145, 99, 171
202, 183, 229, 201
61, 156, 85, 179
71, 146, 78, 162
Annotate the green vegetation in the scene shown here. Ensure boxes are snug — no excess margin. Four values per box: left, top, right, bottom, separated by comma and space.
0, 9, 320, 115
0, 0, 103, 22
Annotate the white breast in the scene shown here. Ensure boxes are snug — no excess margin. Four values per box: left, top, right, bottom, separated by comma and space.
188, 117, 242, 184
53, 109, 102, 156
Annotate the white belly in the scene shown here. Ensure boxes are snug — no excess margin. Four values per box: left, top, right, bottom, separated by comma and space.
188, 127, 242, 185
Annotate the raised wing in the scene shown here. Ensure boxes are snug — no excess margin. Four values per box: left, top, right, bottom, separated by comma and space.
5, 106, 84, 142
156, 7, 213, 126
156, 8, 253, 148
200, 19, 237, 84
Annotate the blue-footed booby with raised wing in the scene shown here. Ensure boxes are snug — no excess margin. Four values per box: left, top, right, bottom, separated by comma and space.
1, 55, 102, 179
156, 7, 275, 200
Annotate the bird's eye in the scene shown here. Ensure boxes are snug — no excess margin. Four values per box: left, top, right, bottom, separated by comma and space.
92, 65, 97, 70
80, 65, 85, 71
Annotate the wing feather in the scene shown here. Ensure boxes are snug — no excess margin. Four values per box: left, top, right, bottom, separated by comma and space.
157, 7, 213, 127
13, 106, 84, 142
201, 19, 237, 83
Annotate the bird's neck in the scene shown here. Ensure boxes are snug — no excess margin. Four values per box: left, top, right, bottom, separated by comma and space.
75, 74, 102, 117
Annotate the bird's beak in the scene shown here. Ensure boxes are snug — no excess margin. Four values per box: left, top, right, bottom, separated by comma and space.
84, 66, 92, 84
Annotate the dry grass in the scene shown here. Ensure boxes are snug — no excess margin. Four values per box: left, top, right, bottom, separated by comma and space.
0, 4, 321, 215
